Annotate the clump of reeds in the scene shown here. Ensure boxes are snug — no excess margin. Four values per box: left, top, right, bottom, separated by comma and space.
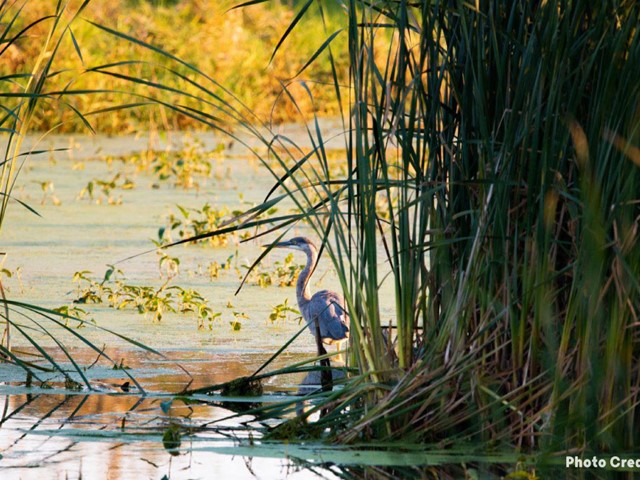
242, 0, 640, 453
346, 0, 637, 452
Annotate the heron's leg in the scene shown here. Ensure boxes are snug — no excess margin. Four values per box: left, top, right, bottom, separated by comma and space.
313, 317, 333, 396
331, 339, 348, 366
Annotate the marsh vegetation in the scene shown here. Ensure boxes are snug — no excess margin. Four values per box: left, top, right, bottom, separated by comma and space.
1, 0, 640, 479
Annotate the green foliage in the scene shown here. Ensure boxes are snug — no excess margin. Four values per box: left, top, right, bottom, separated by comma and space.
268, 298, 300, 323
162, 423, 182, 456
165, 203, 234, 246
72, 266, 220, 327
245, 253, 304, 287
77, 173, 135, 204
220, 376, 263, 396
266, 416, 324, 441
206, 254, 235, 280
52, 305, 93, 327
33, 180, 62, 205
157, 251, 180, 279
3, 0, 637, 462
0, 265, 23, 294
161, 199, 279, 248
150, 139, 213, 189
100, 138, 221, 189
321, 0, 639, 451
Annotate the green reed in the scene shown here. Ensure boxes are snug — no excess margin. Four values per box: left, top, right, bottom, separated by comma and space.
367, 0, 635, 450
245, 0, 640, 451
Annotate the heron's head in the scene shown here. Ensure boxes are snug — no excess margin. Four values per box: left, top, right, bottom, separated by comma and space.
267, 236, 315, 252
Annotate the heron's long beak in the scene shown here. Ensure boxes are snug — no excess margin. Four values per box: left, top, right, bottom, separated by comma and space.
263, 240, 293, 249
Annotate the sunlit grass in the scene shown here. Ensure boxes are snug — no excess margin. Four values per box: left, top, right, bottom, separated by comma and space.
2, 0, 348, 133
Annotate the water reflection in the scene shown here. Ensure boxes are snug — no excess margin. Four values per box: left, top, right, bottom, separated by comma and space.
3, 372, 628, 479
0, 391, 335, 480
0, 343, 333, 480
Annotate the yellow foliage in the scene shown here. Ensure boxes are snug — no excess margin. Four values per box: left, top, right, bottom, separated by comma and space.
1, 0, 349, 133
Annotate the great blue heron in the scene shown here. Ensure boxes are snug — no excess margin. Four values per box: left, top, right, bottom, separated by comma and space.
269, 237, 349, 348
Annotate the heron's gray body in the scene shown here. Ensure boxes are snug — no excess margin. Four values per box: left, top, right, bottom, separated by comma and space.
274, 237, 349, 344
300, 289, 348, 343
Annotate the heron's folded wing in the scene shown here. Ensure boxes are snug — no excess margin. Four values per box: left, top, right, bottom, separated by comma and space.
321, 300, 349, 339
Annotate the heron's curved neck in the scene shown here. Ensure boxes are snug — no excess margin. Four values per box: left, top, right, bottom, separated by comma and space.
297, 246, 317, 305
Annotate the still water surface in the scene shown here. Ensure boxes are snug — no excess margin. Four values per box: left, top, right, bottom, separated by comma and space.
0, 130, 357, 479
